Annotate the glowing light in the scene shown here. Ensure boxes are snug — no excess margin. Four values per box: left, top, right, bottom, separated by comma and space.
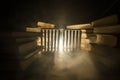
67, 30, 70, 49
52, 29, 55, 51
38, 51, 41, 54
37, 37, 41, 46
59, 29, 63, 52
71, 30, 73, 50
56, 30, 59, 51
49, 29, 52, 51
64, 30, 67, 50
59, 38, 63, 52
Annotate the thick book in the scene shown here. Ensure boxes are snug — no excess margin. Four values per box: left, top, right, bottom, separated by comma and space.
81, 33, 96, 39
94, 25, 120, 34
81, 29, 93, 33
66, 24, 93, 29
95, 34, 117, 47
26, 27, 41, 32
91, 15, 118, 27
37, 22, 55, 28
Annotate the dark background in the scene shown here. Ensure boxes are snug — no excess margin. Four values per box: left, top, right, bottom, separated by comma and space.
0, 0, 120, 31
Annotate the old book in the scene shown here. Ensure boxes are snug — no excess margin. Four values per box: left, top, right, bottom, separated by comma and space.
91, 14, 118, 27
81, 29, 93, 33
81, 33, 96, 39
95, 34, 117, 47
37, 22, 55, 28
66, 24, 93, 29
26, 27, 41, 32
0, 32, 40, 38
94, 25, 120, 34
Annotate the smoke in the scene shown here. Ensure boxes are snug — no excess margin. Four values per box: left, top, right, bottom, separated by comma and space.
46, 50, 99, 80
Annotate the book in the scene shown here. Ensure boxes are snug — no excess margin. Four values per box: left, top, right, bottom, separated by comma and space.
95, 34, 117, 47
94, 25, 120, 34
91, 15, 118, 27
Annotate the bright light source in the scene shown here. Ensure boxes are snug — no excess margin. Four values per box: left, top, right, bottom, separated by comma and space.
59, 29, 64, 52
59, 38, 63, 52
